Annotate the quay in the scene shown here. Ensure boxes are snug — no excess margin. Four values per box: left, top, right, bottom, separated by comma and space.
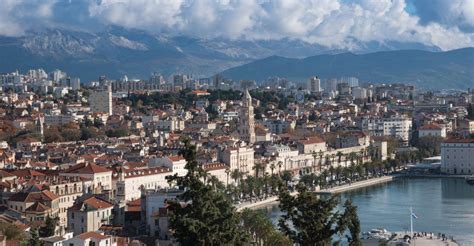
317, 176, 394, 195
236, 176, 394, 211
386, 232, 458, 246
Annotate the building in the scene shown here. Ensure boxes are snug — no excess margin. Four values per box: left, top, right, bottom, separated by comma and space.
441, 138, 474, 174
7, 190, 60, 224
67, 196, 113, 235
220, 146, 255, 174
297, 136, 327, 154
361, 115, 413, 145
308, 76, 322, 93
63, 231, 116, 246
238, 90, 256, 144
340, 76, 359, 87
114, 166, 171, 202
60, 163, 113, 193
89, 85, 113, 115
419, 123, 447, 138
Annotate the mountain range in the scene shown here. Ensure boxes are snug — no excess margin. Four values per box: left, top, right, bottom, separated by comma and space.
221, 48, 474, 89
0, 26, 447, 83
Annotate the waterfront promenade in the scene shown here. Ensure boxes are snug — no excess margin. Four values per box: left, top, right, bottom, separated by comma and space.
236, 176, 394, 211
317, 176, 394, 195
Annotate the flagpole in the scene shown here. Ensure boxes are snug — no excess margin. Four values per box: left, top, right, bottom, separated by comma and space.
410, 207, 413, 237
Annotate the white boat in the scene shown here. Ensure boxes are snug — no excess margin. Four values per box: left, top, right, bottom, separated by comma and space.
466, 175, 474, 185
362, 228, 392, 240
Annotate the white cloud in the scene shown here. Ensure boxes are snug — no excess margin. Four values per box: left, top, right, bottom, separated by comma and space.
0, 0, 473, 51
0, 0, 56, 36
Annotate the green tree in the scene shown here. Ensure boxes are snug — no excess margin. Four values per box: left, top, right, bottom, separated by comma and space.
0, 221, 26, 241
166, 140, 249, 245
241, 209, 292, 246
278, 183, 356, 245
39, 216, 58, 237
29, 229, 42, 246
341, 200, 362, 246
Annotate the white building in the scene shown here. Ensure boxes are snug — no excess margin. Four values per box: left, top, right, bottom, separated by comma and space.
67, 196, 113, 235
297, 136, 327, 154
419, 123, 447, 138
441, 139, 474, 175
352, 87, 368, 99
220, 146, 255, 174
361, 115, 412, 144
308, 76, 322, 93
89, 85, 113, 115
60, 163, 113, 192
63, 231, 116, 246
44, 114, 75, 125
155, 117, 185, 132
114, 166, 171, 202
149, 156, 188, 177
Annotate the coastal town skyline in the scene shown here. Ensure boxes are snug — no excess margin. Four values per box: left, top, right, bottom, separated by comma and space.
0, 0, 473, 245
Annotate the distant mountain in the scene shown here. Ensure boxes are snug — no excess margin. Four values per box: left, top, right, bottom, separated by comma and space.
0, 26, 444, 82
220, 48, 474, 89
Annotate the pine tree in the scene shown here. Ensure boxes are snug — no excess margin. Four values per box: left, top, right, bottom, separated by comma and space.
341, 199, 362, 246
166, 140, 249, 245
40, 216, 57, 237
29, 229, 42, 246
278, 183, 358, 245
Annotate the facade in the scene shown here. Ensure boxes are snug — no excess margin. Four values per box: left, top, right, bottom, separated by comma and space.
361, 115, 412, 144
68, 196, 113, 235
297, 136, 327, 154
238, 90, 256, 144
308, 76, 322, 93
44, 115, 75, 125
114, 166, 171, 202
441, 139, 474, 175
149, 156, 187, 177
60, 163, 113, 192
220, 146, 255, 174
89, 85, 113, 115
419, 123, 447, 138
63, 231, 116, 246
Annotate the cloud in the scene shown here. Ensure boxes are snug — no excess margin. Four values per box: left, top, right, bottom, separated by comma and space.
0, 0, 56, 36
410, 0, 474, 32
0, 0, 473, 51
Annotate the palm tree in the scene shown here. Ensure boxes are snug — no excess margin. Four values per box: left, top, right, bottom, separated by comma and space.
312, 151, 317, 173
269, 163, 276, 176
319, 150, 324, 172
277, 161, 283, 175
231, 169, 241, 186
253, 162, 263, 178
336, 151, 343, 166
225, 168, 230, 186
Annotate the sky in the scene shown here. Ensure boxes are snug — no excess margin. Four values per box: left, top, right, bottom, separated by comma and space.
0, 0, 473, 51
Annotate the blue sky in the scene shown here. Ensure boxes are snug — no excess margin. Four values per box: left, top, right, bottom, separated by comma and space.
0, 0, 473, 50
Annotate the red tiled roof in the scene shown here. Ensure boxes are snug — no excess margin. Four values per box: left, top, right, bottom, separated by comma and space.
64, 162, 110, 174
76, 231, 109, 240
25, 202, 50, 213
420, 123, 442, 130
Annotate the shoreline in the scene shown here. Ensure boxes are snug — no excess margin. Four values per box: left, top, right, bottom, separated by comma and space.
236, 176, 395, 211
316, 176, 394, 195
235, 175, 469, 211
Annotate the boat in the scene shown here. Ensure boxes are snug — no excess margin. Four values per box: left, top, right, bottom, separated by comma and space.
465, 175, 474, 185
362, 228, 393, 240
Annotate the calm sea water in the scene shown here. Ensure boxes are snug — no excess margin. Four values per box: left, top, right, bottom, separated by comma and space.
260, 177, 474, 245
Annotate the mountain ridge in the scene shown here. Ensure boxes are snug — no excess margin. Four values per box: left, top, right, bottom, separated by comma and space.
220, 48, 474, 89
0, 27, 451, 83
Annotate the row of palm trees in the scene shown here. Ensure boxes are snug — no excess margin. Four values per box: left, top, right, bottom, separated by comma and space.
220, 155, 407, 202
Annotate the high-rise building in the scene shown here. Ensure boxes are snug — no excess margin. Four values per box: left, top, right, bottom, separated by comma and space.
340, 76, 359, 87
325, 78, 338, 92
307, 76, 322, 93
239, 90, 256, 144
89, 85, 113, 115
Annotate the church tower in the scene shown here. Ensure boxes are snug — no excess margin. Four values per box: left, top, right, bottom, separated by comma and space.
239, 90, 256, 144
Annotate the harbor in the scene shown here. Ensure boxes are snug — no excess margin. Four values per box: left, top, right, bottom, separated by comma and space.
260, 177, 474, 245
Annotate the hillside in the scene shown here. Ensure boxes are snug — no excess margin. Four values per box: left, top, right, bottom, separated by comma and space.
220, 48, 474, 89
